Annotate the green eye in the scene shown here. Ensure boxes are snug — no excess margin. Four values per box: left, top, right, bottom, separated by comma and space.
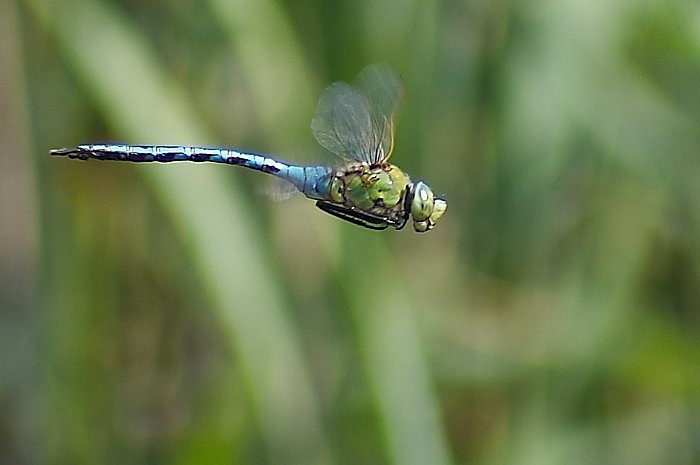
410, 182, 435, 222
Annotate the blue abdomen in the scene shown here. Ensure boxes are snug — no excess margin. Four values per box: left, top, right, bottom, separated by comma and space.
50, 144, 334, 200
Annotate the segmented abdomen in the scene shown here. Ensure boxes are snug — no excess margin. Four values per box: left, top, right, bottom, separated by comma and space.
50, 144, 334, 200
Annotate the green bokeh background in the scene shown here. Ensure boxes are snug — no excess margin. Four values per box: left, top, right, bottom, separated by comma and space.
3, 0, 700, 464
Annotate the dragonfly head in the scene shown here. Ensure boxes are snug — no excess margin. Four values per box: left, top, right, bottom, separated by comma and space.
409, 181, 447, 232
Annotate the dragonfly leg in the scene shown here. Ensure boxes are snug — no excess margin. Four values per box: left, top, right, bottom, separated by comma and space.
315, 201, 390, 230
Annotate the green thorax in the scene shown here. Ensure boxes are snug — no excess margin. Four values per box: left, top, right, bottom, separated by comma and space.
328, 163, 411, 224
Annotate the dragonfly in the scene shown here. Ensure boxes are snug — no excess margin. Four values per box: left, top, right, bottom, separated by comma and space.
50, 65, 447, 232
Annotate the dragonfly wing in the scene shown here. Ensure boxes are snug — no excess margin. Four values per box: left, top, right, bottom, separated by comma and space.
311, 65, 403, 165
311, 82, 376, 163
258, 175, 301, 202
354, 64, 402, 164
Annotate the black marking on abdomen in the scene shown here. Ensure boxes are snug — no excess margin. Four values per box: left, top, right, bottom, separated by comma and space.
225, 155, 247, 165
261, 162, 281, 174
190, 152, 212, 162
127, 152, 155, 162
92, 150, 117, 160
155, 152, 177, 162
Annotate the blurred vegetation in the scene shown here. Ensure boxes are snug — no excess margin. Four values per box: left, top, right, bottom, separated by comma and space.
2, 0, 700, 464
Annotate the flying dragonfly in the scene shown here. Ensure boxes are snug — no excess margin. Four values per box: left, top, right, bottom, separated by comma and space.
51, 65, 447, 232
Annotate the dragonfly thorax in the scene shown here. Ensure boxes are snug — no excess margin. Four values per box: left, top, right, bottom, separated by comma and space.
327, 163, 412, 229
322, 163, 447, 232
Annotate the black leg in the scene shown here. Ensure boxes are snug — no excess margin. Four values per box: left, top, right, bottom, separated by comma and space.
316, 201, 390, 230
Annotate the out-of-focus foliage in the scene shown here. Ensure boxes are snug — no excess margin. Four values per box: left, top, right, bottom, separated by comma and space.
2, 0, 700, 464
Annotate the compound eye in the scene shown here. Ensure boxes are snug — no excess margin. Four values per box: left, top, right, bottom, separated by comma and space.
410, 182, 435, 222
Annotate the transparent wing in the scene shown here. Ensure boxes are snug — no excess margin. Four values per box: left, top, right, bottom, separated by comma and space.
311, 65, 402, 165
258, 176, 301, 202
355, 64, 402, 164
311, 82, 375, 163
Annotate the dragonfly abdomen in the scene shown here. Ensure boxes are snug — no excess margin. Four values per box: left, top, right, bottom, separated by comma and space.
51, 144, 286, 165
50, 144, 334, 200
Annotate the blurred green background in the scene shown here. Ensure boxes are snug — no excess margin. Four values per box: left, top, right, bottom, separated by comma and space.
3, 0, 700, 464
